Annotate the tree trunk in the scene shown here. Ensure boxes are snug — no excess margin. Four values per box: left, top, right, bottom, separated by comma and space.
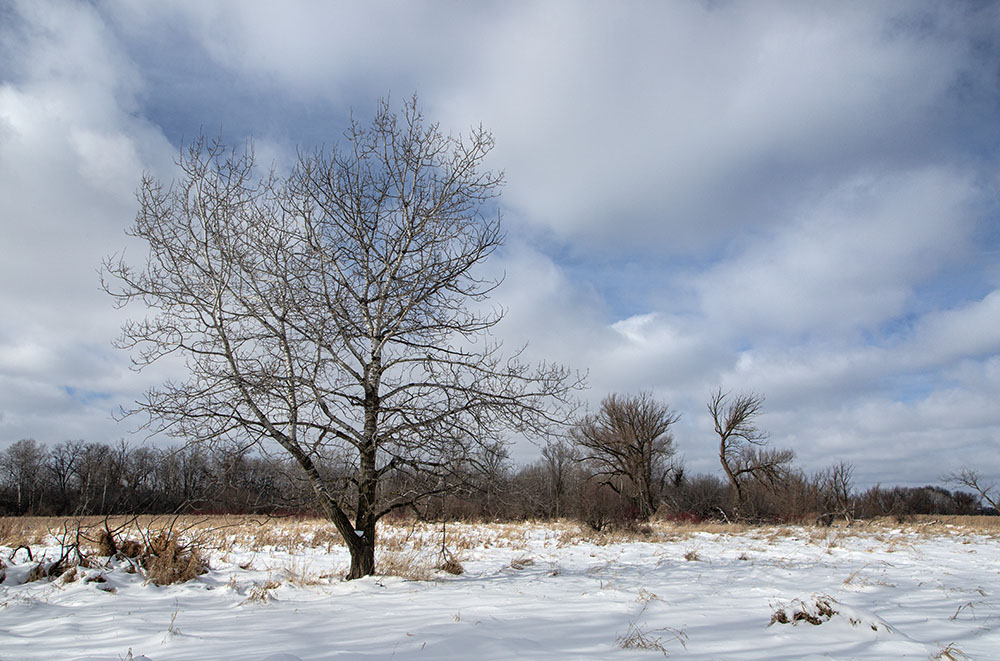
719, 442, 744, 517
347, 534, 375, 579
287, 440, 376, 580
352, 443, 378, 580
348, 357, 381, 580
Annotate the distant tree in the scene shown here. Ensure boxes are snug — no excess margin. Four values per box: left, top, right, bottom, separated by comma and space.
1, 439, 46, 513
46, 440, 86, 512
707, 388, 794, 518
74, 442, 118, 513
572, 392, 681, 519
104, 96, 581, 578
944, 467, 999, 512
471, 440, 514, 519
541, 438, 578, 518
815, 460, 855, 523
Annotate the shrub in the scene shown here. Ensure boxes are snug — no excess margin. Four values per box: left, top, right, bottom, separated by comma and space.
141, 531, 208, 586
579, 482, 634, 532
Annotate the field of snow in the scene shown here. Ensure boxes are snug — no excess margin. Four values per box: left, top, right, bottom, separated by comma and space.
1, 516, 997, 660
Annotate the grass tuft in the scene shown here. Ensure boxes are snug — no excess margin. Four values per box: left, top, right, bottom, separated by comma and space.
141, 531, 209, 586
769, 595, 838, 626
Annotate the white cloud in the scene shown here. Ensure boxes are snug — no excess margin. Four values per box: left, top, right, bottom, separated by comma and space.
434, 2, 987, 255
694, 167, 978, 338
0, 0, 177, 444
1, 1, 998, 490
907, 290, 1000, 367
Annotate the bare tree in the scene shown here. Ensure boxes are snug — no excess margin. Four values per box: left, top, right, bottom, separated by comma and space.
1, 438, 46, 513
815, 460, 855, 523
944, 467, 999, 512
707, 388, 793, 516
47, 440, 86, 512
104, 96, 581, 578
541, 438, 577, 518
572, 392, 681, 519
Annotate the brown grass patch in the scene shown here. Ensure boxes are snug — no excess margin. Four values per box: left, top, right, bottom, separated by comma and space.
0, 517, 48, 546
142, 531, 208, 586
377, 550, 433, 581
437, 556, 465, 575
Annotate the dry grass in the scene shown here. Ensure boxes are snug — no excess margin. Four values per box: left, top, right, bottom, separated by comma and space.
4, 513, 999, 579
769, 595, 839, 627
436, 555, 465, 575
280, 558, 329, 586
376, 550, 434, 581
240, 578, 282, 604
0, 517, 49, 546
934, 642, 972, 660
617, 601, 687, 656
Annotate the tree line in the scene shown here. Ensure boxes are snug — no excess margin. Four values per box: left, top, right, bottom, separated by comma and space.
1, 422, 987, 523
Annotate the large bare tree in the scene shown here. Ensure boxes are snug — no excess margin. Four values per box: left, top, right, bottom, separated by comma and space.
104, 97, 581, 578
707, 388, 794, 516
572, 392, 681, 519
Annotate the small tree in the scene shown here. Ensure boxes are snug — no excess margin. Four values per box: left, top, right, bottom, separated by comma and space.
707, 388, 793, 518
572, 392, 681, 520
105, 96, 581, 578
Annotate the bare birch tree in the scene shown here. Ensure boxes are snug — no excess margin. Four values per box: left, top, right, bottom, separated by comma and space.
707, 388, 794, 516
572, 392, 681, 519
104, 96, 581, 578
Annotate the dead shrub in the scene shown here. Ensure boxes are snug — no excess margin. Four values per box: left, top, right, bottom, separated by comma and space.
98, 530, 143, 559
27, 560, 65, 583
60, 566, 79, 583
580, 482, 635, 532
142, 532, 208, 586
94, 522, 208, 586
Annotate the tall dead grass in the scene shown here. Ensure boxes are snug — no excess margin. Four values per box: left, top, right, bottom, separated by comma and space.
4, 513, 998, 570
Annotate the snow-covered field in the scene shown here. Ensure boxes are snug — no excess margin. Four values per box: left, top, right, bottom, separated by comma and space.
1, 517, 997, 660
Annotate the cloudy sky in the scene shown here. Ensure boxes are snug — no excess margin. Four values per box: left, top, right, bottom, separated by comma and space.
1, 0, 998, 487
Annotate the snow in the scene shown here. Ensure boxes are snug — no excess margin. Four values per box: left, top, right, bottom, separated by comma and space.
1, 520, 997, 659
